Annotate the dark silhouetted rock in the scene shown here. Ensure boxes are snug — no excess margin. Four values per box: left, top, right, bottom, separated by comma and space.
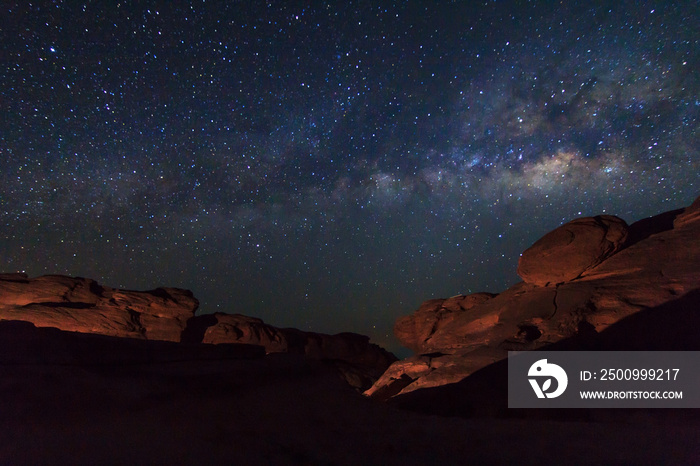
0, 275, 395, 391
290, 330, 398, 391
367, 196, 700, 399
0, 319, 266, 366
2, 320, 697, 465
188, 313, 397, 391
517, 215, 629, 286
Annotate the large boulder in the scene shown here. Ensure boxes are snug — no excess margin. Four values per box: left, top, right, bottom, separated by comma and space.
0, 274, 198, 341
516, 215, 629, 286
367, 197, 700, 399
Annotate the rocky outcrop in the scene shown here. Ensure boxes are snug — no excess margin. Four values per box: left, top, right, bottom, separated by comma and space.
0, 319, 266, 366
0, 275, 395, 391
516, 215, 629, 286
193, 313, 289, 352
366, 196, 700, 399
187, 313, 397, 390
393, 293, 496, 353
286, 329, 397, 390
0, 274, 198, 341
390, 289, 700, 421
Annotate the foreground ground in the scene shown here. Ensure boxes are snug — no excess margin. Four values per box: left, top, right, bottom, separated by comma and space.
1, 322, 698, 465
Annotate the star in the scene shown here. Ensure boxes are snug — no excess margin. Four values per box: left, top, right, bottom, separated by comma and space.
0, 1, 697, 353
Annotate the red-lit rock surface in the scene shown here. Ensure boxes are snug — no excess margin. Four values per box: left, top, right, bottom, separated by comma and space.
0, 274, 198, 341
0, 274, 395, 391
366, 196, 700, 399
195, 313, 289, 351
393, 293, 497, 353
516, 215, 629, 286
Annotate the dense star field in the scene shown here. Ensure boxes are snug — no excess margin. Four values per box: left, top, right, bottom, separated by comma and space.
2, 1, 697, 352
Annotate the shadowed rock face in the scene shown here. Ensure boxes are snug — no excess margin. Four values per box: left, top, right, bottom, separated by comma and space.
3, 320, 698, 465
366, 196, 700, 399
0, 275, 395, 391
188, 313, 397, 390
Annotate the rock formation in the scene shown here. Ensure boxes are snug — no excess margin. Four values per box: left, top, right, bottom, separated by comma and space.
187, 312, 397, 390
0, 274, 198, 341
0, 274, 395, 391
393, 293, 497, 353
516, 215, 629, 286
365, 196, 700, 399
184, 312, 289, 351
1, 199, 699, 464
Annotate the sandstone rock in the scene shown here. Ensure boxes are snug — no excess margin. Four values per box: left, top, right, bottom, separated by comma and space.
674, 195, 700, 228
291, 330, 397, 390
288, 330, 389, 364
394, 293, 496, 353
367, 197, 700, 398
187, 314, 397, 391
0, 275, 395, 392
0, 275, 198, 341
517, 215, 629, 286
364, 346, 506, 401
197, 313, 289, 353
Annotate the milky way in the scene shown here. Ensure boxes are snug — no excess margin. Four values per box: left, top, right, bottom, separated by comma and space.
2, 1, 697, 353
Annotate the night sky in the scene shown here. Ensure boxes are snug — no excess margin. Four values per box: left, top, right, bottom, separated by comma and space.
2, 1, 698, 354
